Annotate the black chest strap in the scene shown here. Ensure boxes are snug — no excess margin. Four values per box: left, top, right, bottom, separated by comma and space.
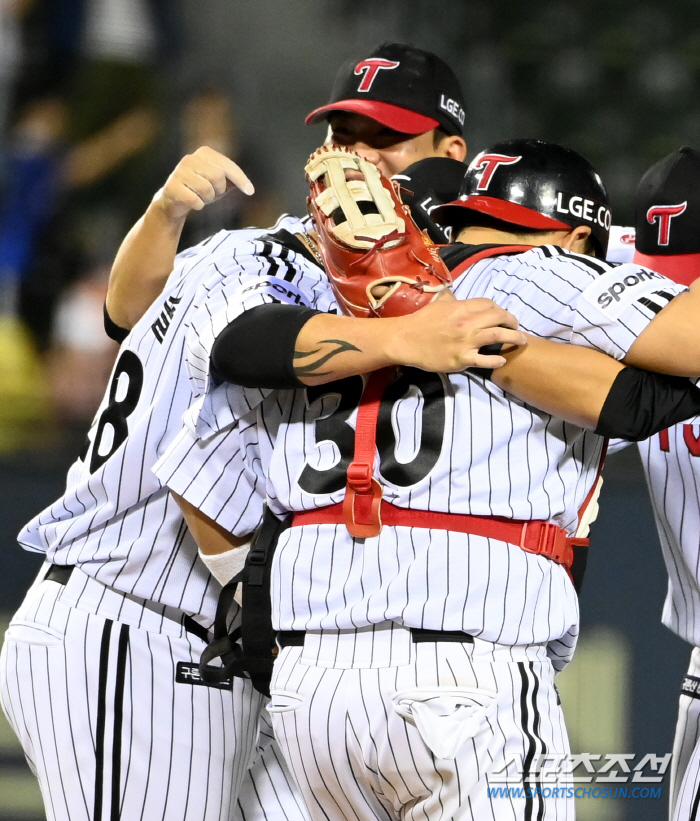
199, 507, 290, 697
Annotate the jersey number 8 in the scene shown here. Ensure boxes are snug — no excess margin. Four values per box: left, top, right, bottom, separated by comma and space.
89, 350, 144, 473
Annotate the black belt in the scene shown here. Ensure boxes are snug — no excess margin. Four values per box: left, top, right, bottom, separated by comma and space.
43, 564, 209, 644
45, 564, 74, 585
276, 628, 475, 648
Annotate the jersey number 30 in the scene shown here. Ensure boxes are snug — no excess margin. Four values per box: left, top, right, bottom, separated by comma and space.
88, 350, 144, 473
298, 368, 446, 495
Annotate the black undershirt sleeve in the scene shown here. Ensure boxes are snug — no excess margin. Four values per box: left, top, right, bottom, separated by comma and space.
594, 366, 700, 441
210, 304, 321, 389
103, 303, 130, 343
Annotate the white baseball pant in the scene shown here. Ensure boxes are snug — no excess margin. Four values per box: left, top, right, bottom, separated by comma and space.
267, 622, 573, 821
671, 648, 700, 821
235, 711, 310, 821
0, 565, 305, 821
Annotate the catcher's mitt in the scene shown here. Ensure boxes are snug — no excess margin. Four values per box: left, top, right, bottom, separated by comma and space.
305, 145, 452, 318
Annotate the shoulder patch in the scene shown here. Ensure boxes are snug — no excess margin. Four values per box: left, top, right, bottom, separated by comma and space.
579, 265, 670, 319
235, 275, 312, 308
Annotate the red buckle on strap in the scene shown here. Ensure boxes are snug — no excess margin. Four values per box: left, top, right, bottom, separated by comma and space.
347, 462, 373, 493
343, 477, 383, 538
520, 522, 573, 567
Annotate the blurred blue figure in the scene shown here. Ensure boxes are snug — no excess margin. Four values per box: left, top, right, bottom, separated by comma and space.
0, 95, 66, 315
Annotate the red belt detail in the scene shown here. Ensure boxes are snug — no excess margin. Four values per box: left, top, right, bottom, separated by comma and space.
293, 500, 585, 570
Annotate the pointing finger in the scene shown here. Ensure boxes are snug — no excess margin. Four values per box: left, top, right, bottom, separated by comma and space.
220, 156, 255, 196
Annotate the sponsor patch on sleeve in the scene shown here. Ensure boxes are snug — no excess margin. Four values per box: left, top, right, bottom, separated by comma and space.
236, 276, 312, 308
579, 264, 676, 320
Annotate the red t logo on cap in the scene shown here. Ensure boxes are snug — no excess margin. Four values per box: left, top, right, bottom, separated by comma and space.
354, 59, 400, 92
474, 154, 521, 191
647, 202, 687, 245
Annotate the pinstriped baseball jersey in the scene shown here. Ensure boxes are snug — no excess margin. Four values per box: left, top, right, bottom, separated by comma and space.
604, 228, 700, 640
162, 243, 685, 653
182, 235, 338, 441
8, 218, 317, 821
637, 421, 700, 646
16, 218, 309, 624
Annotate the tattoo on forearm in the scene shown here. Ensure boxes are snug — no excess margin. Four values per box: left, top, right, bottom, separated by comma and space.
294, 339, 361, 377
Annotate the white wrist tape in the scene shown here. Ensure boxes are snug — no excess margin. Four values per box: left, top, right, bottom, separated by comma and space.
198, 543, 250, 587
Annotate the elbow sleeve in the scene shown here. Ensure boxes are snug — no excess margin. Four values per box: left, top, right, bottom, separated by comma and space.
210, 304, 320, 389
103, 304, 129, 343
594, 366, 700, 441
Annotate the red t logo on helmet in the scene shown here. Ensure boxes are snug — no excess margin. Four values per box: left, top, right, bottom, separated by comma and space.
647, 202, 687, 245
354, 59, 400, 92
473, 154, 522, 191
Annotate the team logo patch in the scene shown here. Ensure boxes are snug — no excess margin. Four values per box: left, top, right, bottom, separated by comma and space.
580, 264, 666, 320
647, 202, 687, 245
473, 154, 521, 191
681, 674, 700, 699
354, 59, 400, 92
176, 662, 233, 690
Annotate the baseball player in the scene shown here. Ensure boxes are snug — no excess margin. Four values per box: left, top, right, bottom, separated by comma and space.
151, 139, 700, 821
0, 211, 303, 821
105, 42, 468, 328
0, 189, 526, 821
602, 147, 700, 821
0, 41, 478, 821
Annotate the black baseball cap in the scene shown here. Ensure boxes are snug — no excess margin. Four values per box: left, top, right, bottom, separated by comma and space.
633, 146, 700, 285
306, 42, 466, 136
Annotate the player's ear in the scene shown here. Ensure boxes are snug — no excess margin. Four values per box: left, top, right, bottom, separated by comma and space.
435, 133, 467, 161
562, 225, 593, 255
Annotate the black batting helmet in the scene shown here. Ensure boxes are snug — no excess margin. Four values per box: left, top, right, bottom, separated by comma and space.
432, 139, 611, 256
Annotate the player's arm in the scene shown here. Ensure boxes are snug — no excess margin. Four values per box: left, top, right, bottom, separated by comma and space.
210, 297, 528, 388
172, 492, 252, 587
492, 336, 623, 429
210, 299, 700, 437
173, 492, 249, 555
106, 146, 254, 330
493, 334, 700, 438
623, 279, 700, 376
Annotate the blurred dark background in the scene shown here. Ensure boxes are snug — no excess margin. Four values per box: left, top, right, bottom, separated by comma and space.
0, 1, 697, 819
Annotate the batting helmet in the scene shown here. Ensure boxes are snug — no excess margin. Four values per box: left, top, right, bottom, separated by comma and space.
432, 139, 612, 257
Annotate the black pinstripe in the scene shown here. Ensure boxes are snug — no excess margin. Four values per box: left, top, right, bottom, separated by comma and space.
110, 625, 130, 820
518, 662, 546, 821
690, 778, 700, 821
269, 634, 570, 821
93, 620, 114, 821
